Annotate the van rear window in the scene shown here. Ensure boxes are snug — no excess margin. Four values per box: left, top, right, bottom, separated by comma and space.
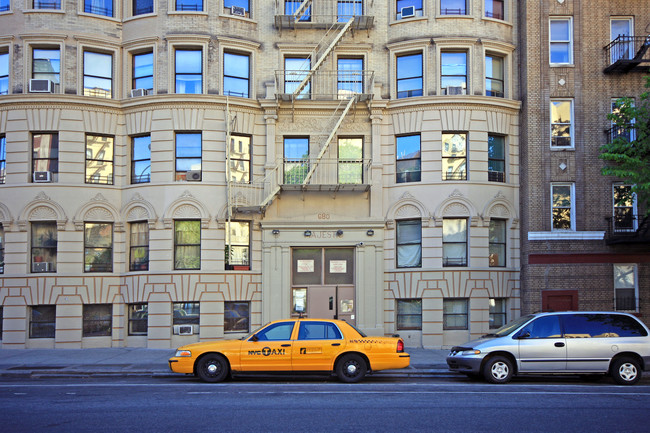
562, 314, 648, 338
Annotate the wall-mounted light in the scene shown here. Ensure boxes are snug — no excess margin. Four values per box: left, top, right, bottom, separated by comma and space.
272, 229, 280, 235
336, 229, 344, 237
366, 229, 374, 236
304, 230, 312, 237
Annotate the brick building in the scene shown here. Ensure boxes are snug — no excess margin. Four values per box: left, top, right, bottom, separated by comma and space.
520, 1, 650, 320
0, 1, 521, 349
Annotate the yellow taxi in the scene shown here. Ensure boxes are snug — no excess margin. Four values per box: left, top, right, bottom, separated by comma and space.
169, 318, 410, 383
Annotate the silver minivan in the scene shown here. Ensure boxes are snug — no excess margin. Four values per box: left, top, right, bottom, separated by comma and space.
446, 311, 650, 385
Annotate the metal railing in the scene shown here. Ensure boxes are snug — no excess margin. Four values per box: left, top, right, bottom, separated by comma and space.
282, 157, 371, 186
275, 0, 370, 26
605, 124, 636, 144
604, 35, 650, 73
275, 69, 374, 100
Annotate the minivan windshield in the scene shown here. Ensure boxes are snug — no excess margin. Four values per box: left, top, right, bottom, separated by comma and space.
483, 314, 535, 338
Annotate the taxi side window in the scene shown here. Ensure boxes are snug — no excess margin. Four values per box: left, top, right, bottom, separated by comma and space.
256, 322, 295, 341
298, 322, 343, 340
521, 315, 562, 339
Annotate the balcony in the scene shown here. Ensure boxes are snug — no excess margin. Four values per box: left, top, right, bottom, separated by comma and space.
605, 124, 636, 144
604, 35, 650, 74
276, 69, 374, 102
274, 0, 373, 32
604, 214, 650, 244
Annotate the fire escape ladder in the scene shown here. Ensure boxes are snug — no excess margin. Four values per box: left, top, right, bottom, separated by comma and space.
302, 95, 357, 186
292, 0, 311, 22
291, 17, 355, 99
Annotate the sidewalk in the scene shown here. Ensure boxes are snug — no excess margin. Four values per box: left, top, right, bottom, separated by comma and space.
0, 347, 452, 379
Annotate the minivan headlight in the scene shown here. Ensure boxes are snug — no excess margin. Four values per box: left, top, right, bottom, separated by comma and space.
462, 349, 481, 356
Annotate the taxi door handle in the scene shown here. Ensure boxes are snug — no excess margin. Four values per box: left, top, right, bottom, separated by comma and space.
281, 344, 291, 347
331, 343, 341, 347
555, 342, 565, 347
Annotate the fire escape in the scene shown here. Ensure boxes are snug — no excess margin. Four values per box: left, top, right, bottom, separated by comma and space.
603, 35, 650, 73
228, 0, 374, 214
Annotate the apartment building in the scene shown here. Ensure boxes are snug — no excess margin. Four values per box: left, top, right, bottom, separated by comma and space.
0, 0, 520, 349
520, 1, 650, 321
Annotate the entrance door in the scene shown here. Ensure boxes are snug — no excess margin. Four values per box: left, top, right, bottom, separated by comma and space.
542, 290, 578, 312
306, 285, 356, 323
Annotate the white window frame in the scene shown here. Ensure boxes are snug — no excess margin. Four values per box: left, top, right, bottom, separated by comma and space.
550, 99, 574, 149
612, 184, 637, 231
610, 17, 634, 62
614, 264, 638, 312
551, 183, 575, 231
549, 17, 573, 65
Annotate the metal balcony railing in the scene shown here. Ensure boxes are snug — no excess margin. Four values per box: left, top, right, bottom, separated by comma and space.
281, 157, 371, 188
605, 213, 650, 244
275, 0, 373, 31
275, 69, 374, 101
604, 35, 650, 73
605, 124, 637, 144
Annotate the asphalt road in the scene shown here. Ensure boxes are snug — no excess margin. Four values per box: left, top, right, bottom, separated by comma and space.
1, 376, 648, 432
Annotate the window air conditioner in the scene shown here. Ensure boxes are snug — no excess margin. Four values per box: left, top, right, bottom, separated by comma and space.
33, 171, 52, 182
445, 86, 465, 95
130, 88, 149, 97
400, 6, 415, 18
32, 262, 53, 272
29, 79, 55, 93
231, 5, 245, 16
186, 170, 202, 181
173, 324, 199, 335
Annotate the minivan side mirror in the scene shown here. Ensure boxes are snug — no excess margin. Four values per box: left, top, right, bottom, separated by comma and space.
515, 331, 531, 339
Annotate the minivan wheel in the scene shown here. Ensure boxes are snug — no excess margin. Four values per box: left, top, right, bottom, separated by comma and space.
611, 357, 641, 385
483, 356, 514, 384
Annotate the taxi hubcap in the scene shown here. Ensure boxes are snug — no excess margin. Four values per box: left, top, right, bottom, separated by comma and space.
346, 364, 358, 375
207, 363, 218, 374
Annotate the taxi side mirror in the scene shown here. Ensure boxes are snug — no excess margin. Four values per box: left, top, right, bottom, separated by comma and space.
250, 334, 259, 342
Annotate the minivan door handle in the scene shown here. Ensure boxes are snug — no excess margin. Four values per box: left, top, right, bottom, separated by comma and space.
555, 342, 565, 347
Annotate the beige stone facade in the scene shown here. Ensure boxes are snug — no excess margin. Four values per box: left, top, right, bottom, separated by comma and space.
520, 1, 650, 321
0, 0, 520, 349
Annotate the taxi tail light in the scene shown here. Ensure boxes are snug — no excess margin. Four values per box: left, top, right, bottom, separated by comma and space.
396, 339, 404, 353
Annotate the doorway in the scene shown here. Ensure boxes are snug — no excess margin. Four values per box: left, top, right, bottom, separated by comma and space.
291, 247, 356, 325
542, 290, 578, 312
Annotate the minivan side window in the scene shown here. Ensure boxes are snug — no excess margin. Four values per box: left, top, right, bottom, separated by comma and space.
562, 314, 648, 338
519, 315, 562, 338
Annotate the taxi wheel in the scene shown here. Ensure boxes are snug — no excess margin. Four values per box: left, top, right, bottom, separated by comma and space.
196, 354, 230, 383
336, 354, 367, 383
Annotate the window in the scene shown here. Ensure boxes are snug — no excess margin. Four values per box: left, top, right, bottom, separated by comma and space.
489, 219, 506, 267
0, 135, 5, 183
396, 219, 422, 268
442, 133, 467, 180
563, 313, 647, 338
396, 134, 420, 183
173, 302, 199, 325
129, 221, 149, 271
488, 134, 505, 182
441, 51, 467, 95
489, 298, 507, 329
284, 137, 309, 184
83, 51, 112, 98
32, 133, 58, 182
0, 52, 7, 95
338, 137, 363, 184
613, 184, 636, 231
396, 0, 422, 19
31, 222, 57, 273
0, 0, 9, 11
292, 288, 307, 314
174, 220, 201, 270
485, 0, 503, 20
175, 49, 202, 94
485, 54, 504, 97
443, 299, 468, 330
298, 321, 343, 339
441, 0, 466, 15
443, 218, 467, 267
255, 321, 294, 341
32, 48, 60, 85
0, 306, 2, 339
225, 0, 248, 14
0, 224, 4, 273
85, 134, 114, 184
132, 135, 151, 183
176, 0, 202, 11
225, 220, 250, 270
224, 301, 250, 333
284, 57, 310, 99
133, 0, 153, 15
520, 315, 561, 338
549, 18, 573, 64
611, 98, 636, 142
132, 52, 153, 92
610, 18, 634, 62
614, 264, 637, 311
338, 0, 361, 21
551, 183, 574, 230
84, 0, 113, 16
396, 299, 422, 330
223, 52, 249, 98
550, 99, 573, 148
128, 303, 148, 336
228, 134, 250, 183
84, 222, 113, 272
396, 53, 422, 98
83, 304, 112, 337
175, 132, 201, 181
34, 0, 60, 9
30, 305, 55, 338
337, 57, 363, 97
285, 0, 310, 21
